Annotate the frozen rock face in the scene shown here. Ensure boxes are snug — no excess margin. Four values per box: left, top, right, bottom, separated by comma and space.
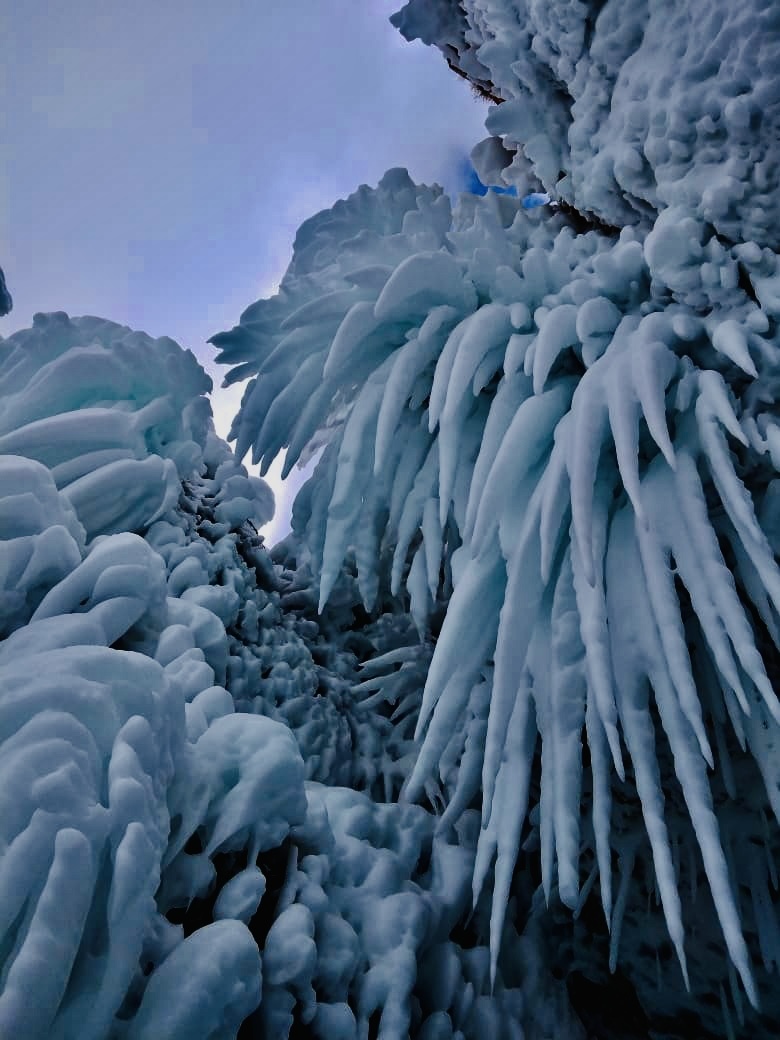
393, 0, 780, 248
219, 155, 780, 1035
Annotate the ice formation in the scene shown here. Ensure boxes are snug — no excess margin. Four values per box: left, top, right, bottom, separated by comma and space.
1, 311, 568, 1038
208, 1, 780, 1033
2, 0, 780, 1037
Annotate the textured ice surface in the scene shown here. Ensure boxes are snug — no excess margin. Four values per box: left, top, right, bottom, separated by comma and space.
393, 0, 780, 248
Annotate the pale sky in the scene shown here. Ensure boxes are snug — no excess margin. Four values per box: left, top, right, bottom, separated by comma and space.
1, 0, 489, 543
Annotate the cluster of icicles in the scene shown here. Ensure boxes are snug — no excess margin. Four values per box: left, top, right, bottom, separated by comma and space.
214, 167, 780, 1016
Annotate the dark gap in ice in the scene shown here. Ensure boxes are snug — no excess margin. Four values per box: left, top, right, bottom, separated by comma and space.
566, 967, 651, 1040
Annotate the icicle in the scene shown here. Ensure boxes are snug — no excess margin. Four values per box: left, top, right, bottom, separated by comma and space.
408, 543, 431, 638
572, 492, 624, 779
473, 345, 505, 395
637, 466, 713, 765
252, 353, 322, 473
648, 645, 758, 1006
439, 713, 488, 831
532, 304, 578, 395
464, 374, 532, 540
421, 497, 443, 600
281, 379, 339, 476
428, 316, 473, 431
390, 440, 439, 596
673, 452, 779, 723
655, 455, 753, 718
723, 526, 780, 648
698, 392, 780, 622
548, 547, 586, 908
606, 509, 690, 989
407, 549, 506, 798
710, 319, 758, 378
281, 287, 367, 332
568, 374, 610, 586
407, 674, 474, 805
585, 687, 614, 926
439, 303, 512, 424
605, 356, 643, 519
387, 419, 433, 532
632, 339, 678, 470
259, 320, 330, 376
487, 669, 536, 988
471, 377, 575, 554
323, 301, 388, 381
374, 249, 473, 324
609, 842, 636, 974
437, 388, 477, 529
374, 306, 456, 472
481, 508, 546, 825
318, 364, 390, 610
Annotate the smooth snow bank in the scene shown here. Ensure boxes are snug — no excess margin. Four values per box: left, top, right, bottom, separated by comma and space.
393, 0, 780, 248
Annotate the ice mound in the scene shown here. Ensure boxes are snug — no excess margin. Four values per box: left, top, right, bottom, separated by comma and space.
0, 313, 209, 539
0, 507, 305, 1036
393, 0, 780, 248
218, 166, 780, 1034
0, 312, 316, 1038
243, 783, 584, 1040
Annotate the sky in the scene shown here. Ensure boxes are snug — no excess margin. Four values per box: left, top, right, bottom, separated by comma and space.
1, 0, 490, 543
